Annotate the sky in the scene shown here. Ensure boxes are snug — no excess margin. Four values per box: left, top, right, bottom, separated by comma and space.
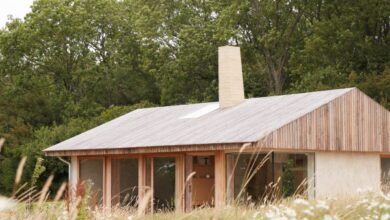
0, 0, 35, 28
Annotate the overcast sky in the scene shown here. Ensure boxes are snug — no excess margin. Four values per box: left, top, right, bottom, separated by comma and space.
0, 0, 34, 28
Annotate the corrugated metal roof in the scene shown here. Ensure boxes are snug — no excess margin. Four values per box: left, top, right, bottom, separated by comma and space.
44, 88, 354, 152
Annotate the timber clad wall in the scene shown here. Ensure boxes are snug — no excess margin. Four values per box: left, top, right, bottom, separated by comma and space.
214, 151, 226, 207
257, 89, 390, 152
175, 155, 185, 212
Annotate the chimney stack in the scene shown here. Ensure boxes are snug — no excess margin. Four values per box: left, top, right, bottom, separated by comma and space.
218, 46, 245, 108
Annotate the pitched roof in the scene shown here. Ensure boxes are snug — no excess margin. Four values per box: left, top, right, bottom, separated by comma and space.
44, 88, 355, 153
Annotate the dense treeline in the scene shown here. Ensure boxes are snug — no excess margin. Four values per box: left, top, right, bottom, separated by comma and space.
0, 0, 388, 194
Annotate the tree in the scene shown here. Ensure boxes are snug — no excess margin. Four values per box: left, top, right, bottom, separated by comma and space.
216, 0, 309, 94
288, 0, 390, 98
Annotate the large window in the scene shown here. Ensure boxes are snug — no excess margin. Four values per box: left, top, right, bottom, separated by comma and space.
226, 152, 308, 204
274, 154, 308, 197
227, 153, 273, 202
381, 157, 390, 193
111, 158, 138, 207
153, 157, 176, 212
79, 158, 104, 206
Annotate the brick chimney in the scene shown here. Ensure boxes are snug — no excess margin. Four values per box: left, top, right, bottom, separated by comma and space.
218, 46, 245, 108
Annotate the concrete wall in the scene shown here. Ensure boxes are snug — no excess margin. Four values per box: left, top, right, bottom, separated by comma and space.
307, 153, 315, 199
315, 152, 380, 198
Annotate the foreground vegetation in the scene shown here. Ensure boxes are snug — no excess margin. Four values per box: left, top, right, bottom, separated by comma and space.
1, 192, 389, 220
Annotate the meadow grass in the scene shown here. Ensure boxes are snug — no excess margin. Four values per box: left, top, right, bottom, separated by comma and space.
0, 192, 389, 220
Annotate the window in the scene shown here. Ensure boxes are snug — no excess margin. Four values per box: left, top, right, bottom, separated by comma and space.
153, 157, 176, 211
381, 157, 390, 193
111, 158, 138, 207
227, 153, 273, 202
226, 152, 308, 204
79, 158, 104, 206
274, 153, 308, 197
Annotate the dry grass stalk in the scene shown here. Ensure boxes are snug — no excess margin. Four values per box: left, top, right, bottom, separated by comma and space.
14, 157, 27, 186
137, 189, 152, 217
0, 138, 5, 152
16, 187, 37, 202
54, 182, 67, 202
13, 183, 28, 198
69, 196, 82, 220
38, 175, 54, 204
261, 177, 281, 204
185, 171, 196, 183
12, 156, 27, 198
293, 178, 309, 197
226, 143, 253, 204
227, 143, 276, 206
235, 150, 271, 203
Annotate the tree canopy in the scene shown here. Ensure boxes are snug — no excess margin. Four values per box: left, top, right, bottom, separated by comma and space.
0, 0, 388, 194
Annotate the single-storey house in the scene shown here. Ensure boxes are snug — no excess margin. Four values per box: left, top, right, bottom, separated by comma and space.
44, 46, 390, 212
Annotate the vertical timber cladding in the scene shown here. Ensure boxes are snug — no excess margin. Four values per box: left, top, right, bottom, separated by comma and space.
261, 88, 390, 152
184, 155, 193, 212
214, 150, 226, 207
175, 155, 186, 212
105, 156, 112, 208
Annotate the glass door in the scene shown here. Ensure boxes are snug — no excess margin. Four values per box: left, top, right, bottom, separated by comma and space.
146, 157, 176, 212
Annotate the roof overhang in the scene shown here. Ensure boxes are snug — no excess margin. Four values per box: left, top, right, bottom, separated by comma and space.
44, 142, 251, 156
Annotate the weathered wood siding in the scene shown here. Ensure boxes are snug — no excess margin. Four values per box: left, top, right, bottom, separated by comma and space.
258, 89, 390, 152
214, 150, 226, 207
175, 155, 185, 212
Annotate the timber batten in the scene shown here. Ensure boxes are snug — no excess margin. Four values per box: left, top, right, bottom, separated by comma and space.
175, 155, 185, 212
214, 150, 226, 207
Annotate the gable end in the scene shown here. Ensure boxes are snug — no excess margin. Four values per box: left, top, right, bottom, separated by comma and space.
256, 88, 390, 152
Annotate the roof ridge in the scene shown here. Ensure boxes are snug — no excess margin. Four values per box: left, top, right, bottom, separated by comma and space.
134, 87, 356, 111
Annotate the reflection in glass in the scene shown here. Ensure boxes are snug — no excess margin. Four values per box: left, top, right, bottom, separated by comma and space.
381, 158, 390, 193
153, 157, 176, 211
79, 159, 103, 206
111, 158, 138, 207
227, 153, 308, 203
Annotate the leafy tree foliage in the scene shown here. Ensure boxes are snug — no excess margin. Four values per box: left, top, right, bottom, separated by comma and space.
0, 0, 388, 194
